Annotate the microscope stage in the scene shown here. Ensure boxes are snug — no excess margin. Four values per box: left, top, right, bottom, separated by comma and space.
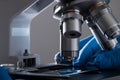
10, 64, 120, 80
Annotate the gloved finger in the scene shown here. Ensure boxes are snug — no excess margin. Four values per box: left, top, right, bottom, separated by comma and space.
73, 37, 101, 67
54, 52, 73, 64
79, 35, 93, 50
54, 52, 61, 64
0, 67, 12, 80
90, 48, 120, 69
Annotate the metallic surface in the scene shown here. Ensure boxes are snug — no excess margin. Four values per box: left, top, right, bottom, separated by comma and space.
55, 0, 110, 3
53, 0, 110, 19
86, 18, 118, 50
58, 8, 82, 61
62, 11, 83, 38
60, 29, 79, 61
90, 4, 120, 39
62, 18, 81, 38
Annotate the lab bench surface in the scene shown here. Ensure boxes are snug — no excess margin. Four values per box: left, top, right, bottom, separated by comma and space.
9, 64, 120, 80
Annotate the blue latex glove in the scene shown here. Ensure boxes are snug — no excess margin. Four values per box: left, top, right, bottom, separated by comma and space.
0, 67, 12, 80
74, 36, 120, 70
73, 36, 101, 67
55, 35, 120, 69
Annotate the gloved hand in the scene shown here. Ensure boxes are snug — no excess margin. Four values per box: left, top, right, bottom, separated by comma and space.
54, 35, 101, 66
54, 35, 94, 64
0, 67, 12, 80
54, 35, 120, 70
74, 36, 120, 70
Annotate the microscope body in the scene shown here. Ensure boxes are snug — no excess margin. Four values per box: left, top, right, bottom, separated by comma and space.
53, 0, 120, 64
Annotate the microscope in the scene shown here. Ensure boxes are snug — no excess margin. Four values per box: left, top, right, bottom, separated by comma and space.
53, 0, 120, 65
9, 0, 120, 80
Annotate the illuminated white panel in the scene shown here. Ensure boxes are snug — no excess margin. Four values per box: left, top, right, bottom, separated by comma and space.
12, 28, 29, 36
